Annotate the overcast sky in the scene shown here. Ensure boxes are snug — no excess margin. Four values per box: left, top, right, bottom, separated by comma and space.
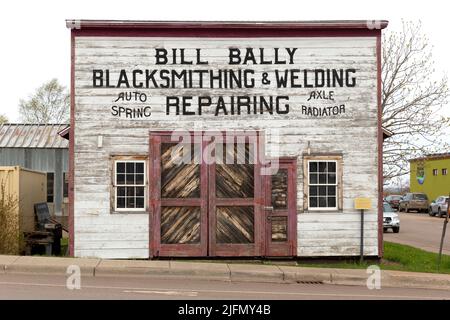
0, 0, 449, 126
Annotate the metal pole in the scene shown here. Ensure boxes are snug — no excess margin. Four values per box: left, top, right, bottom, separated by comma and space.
437, 194, 449, 271
360, 209, 364, 263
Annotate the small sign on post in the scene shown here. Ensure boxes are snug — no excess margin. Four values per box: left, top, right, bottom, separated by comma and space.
355, 198, 371, 263
355, 198, 372, 210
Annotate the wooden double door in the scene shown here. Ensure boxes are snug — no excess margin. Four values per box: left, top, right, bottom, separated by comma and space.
149, 131, 296, 257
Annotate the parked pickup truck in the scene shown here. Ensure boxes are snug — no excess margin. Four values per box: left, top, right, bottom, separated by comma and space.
399, 193, 429, 213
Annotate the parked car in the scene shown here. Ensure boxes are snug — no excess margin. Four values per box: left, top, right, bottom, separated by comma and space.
429, 196, 449, 217
385, 194, 403, 210
398, 193, 429, 213
383, 202, 400, 233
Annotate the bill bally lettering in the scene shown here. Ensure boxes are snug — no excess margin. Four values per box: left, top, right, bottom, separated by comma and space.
91, 48, 357, 119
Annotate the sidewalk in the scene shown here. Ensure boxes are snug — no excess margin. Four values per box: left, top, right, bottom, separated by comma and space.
1, 255, 449, 291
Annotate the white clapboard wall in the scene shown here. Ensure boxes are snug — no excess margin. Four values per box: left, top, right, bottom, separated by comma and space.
74, 37, 379, 259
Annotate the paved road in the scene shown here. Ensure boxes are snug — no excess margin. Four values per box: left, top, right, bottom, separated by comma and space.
0, 273, 448, 300
384, 212, 450, 255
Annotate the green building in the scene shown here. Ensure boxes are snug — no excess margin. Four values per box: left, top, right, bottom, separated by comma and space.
410, 153, 450, 202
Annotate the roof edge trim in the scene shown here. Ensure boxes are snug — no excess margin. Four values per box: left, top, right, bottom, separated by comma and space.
66, 20, 389, 30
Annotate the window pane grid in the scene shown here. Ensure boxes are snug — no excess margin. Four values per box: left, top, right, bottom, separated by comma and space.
115, 161, 146, 210
308, 161, 338, 209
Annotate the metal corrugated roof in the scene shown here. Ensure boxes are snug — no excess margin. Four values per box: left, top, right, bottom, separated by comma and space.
0, 124, 69, 148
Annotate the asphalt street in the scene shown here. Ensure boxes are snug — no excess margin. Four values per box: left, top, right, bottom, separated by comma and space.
0, 273, 448, 300
384, 211, 450, 255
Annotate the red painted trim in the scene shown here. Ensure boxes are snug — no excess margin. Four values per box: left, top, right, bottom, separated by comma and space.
161, 199, 203, 206
264, 158, 297, 257
291, 162, 298, 256
68, 31, 75, 256
67, 20, 388, 30
377, 33, 384, 258
72, 28, 382, 38
215, 199, 255, 206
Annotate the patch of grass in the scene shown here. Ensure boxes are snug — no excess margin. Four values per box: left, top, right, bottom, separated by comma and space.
60, 237, 69, 256
61, 237, 69, 247
382, 241, 450, 274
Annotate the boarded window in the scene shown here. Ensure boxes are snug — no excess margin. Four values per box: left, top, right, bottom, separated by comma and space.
47, 173, 54, 203
114, 160, 146, 211
307, 160, 339, 210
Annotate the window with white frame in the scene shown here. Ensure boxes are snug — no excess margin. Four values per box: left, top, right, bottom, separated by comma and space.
308, 160, 337, 210
114, 160, 146, 211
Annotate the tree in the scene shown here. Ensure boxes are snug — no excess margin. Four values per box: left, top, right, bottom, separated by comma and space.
19, 79, 69, 124
382, 21, 449, 181
0, 180, 19, 255
0, 114, 8, 124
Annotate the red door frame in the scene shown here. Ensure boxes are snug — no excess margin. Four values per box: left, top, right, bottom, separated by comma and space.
264, 158, 298, 257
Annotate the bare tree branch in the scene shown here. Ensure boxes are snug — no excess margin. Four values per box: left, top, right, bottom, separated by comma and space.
382, 20, 449, 182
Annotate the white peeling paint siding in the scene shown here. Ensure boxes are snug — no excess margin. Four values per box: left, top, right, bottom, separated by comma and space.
74, 36, 379, 259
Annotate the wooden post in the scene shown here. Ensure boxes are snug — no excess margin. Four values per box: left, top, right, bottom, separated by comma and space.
354, 198, 370, 264
437, 194, 450, 271
360, 209, 364, 263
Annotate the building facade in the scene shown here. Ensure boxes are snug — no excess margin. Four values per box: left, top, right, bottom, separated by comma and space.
68, 20, 387, 259
0, 124, 69, 219
410, 153, 450, 202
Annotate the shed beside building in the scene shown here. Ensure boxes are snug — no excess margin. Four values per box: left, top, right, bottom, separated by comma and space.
0, 124, 69, 219
0, 166, 46, 254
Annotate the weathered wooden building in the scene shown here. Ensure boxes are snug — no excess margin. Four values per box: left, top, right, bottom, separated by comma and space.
0, 124, 69, 218
67, 20, 388, 259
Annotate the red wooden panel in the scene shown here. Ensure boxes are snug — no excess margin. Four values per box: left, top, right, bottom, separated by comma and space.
161, 199, 202, 206
264, 158, 297, 257
208, 132, 263, 257
215, 198, 255, 206
149, 133, 208, 257
151, 130, 266, 257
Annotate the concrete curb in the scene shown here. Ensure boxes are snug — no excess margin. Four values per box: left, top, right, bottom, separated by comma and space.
2, 255, 100, 276
0, 255, 449, 291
